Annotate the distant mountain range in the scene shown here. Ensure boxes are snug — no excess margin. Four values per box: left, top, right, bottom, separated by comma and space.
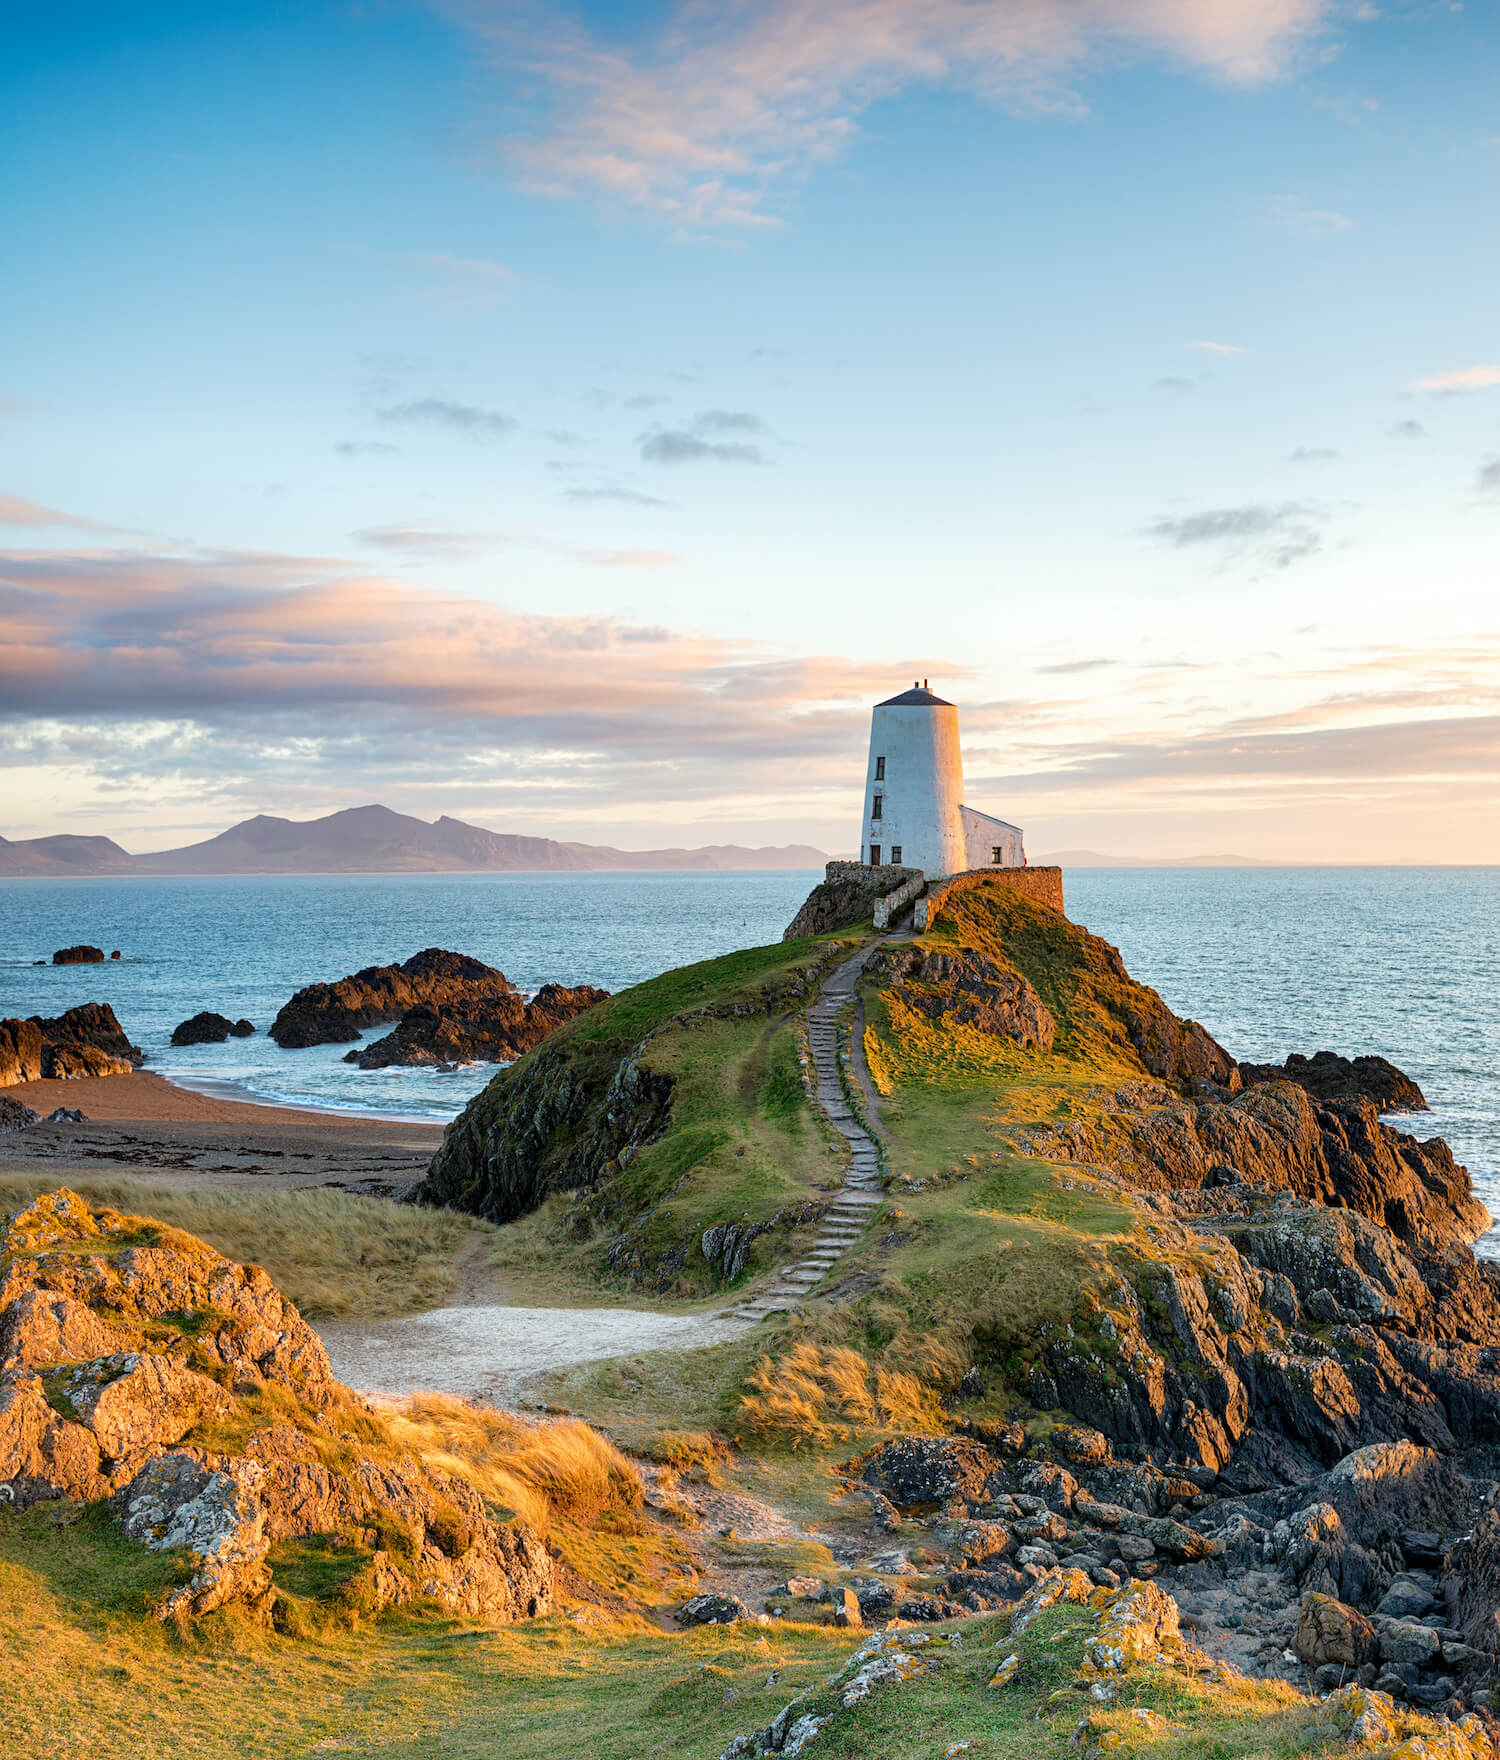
0, 805, 828, 877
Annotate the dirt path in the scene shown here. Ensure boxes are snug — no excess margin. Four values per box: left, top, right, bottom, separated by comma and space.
317, 1303, 751, 1405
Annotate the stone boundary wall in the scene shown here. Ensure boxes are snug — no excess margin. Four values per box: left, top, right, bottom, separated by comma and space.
873, 871, 927, 930
913, 866, 1065, 932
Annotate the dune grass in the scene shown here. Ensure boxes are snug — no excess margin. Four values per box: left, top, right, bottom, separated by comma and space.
0, 1175, 486, 1319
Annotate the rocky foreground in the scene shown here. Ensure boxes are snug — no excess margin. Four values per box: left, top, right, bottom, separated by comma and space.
0, 1189, 552, 1624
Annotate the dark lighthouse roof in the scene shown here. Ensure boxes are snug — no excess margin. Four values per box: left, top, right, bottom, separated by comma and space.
878, 681, 952, 707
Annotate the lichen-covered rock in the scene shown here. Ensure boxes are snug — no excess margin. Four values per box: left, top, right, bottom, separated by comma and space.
115, 1452, 272, 1619
679, 1592, 751, 1626
1009, 1567, 1096, 1634
1295, 1591, 1379, 1667
59, 1352, 232, 1460
853, 1435, 1001, 1513
0, 1188, 556, 1628
1086, 1580, 1183, 1673
1318, 1683, 1401, 1746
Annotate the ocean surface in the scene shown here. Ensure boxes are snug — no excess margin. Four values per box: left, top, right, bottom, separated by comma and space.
2, 866, 1497, 1248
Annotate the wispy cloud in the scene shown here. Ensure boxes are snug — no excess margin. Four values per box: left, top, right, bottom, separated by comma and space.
639, 409, 769, 465
1478, 460, 1500, 496
1152, 376, 1195, 394
1266, 194, 1354, 235
1189, 340, 1250, 355
1288, 447, 1337, 462
1388, 419, 1425, 439
1037, 658, 1116, 675
1147, 501, 1325, 567
0, 493, 116, 533
1416, 366, 1500, 395
447, 0, 1334, 227
335, 440, 401, 458
407, 252, 520, 308
563, 483, 672, 508
376, 398, 518, 438
353, 525, 496, 560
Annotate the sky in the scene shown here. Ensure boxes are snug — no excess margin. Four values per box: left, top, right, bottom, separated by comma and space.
2, 0, 1498, 861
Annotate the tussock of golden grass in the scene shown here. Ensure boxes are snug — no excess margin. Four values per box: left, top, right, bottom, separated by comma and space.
0, 1176, 480, 1320
384, 1393, 644, 1535
641, 1430, 731, 1484
733, 1341, 949, 1449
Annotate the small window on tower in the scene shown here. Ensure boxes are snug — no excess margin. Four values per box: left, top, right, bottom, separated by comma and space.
890, 845, 902, 864
874, 756, 885, 780
871, 794, 883, 819
992, 846, 1004, 864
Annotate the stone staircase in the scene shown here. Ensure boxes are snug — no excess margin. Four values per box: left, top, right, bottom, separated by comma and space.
724, 933, 908, 1322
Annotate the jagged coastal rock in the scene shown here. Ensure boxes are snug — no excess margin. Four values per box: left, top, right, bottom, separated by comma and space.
52, 944, 105, 964
345, 982, 608, 1070
1238, 1048, 1428, 1111
0, 1002, 144, 1084
0, 1190, 553, 1625
171, 1012, 256, 1046
271, 947, 519, 1048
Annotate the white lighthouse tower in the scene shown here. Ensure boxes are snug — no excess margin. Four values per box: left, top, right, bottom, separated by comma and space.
858, 683, 1024, 879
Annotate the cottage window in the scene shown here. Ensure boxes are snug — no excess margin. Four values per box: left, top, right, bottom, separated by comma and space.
871, 794, 883, 820
874, 756, 885, 781
890, 845, 902, 864
992, 846, 1004, 864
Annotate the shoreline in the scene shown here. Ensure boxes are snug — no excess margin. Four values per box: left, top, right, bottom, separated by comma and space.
0, 1068, 439, 1128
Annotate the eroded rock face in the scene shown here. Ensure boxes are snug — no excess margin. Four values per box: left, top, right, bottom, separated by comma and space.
0, 1002, 145, 1082
269, 948, 520, 1048
344, 982, 608, 1070
0, 1188, 555, 1628
875, 945, 1055, 1051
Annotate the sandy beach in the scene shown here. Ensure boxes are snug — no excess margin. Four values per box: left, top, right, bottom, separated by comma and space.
0, 1071, 445, 1197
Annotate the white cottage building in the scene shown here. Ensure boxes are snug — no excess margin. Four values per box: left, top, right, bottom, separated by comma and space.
858, 683, 1025, 879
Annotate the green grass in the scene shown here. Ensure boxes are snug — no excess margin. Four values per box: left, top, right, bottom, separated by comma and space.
0, 1505, 1359, 1760
0, 1176, 487, 1320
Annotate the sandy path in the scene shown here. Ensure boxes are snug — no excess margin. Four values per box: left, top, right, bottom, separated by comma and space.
0, 1069, 401, 1126
318, 1303, 749, 1405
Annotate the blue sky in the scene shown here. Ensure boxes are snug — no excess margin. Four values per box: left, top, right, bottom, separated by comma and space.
3, 0, 1498, 859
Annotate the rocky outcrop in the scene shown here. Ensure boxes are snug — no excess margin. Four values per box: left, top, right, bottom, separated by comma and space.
0, 1003, 144, 1083
52, 945, 104, 964
1239, 1050, 1428, 1112
171, 1012, 252, 1046
0, 1098, 40, 1132
344, 982, 607, 1070
873, 944, 1055, 1051
270, 948, 521, 1048
784, 862, 921, 940
0, 1189, 554, 1627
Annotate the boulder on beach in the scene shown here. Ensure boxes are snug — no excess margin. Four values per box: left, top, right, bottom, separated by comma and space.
345, 982, 608, 1070
0, 1002, 144, 1085
270, 947, 522, 1049
52, 945, 105, 965
0, 1097, 41, 1133
171, 1011, 237, 1047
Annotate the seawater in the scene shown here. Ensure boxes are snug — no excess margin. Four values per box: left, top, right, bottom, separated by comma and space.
2, 866, 1497, 1249
0, 871, 819, 1121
